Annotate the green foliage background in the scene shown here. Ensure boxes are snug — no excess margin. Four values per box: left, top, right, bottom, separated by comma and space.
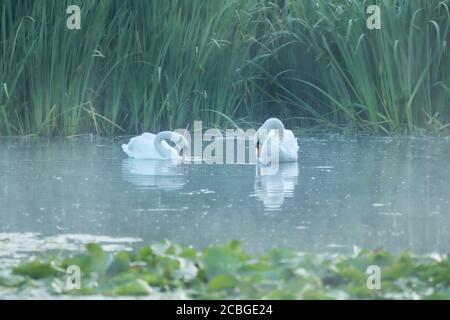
0, 0, 449, 135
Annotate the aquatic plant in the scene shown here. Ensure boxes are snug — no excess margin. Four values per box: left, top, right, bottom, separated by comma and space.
0, 0, 260, 136
2, 240, 450, 299
255, 0, 450, 133
0, 0, 448, 135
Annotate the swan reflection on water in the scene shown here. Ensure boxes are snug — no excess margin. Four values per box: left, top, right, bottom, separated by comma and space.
253, 162, 299, 210
121, 158, 187, 191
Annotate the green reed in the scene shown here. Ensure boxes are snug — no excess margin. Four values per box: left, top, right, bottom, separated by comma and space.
256, 0, 450, 133
0, 0, 448, 136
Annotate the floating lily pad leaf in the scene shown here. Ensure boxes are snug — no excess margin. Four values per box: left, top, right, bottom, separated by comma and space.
3, 240, 450, 299
201, 245, 243, 279
383, 260, 415, 280
423, 292, 450, 300
366, 250, 394, 265
423, 262, 450, 285
345, 283, 376, 299
62, 243, 108, 274
0, 273, 25, 287
423, 285, 450, 300
138, 246, 152, 258
112, 279, 152, 296
180, 247, 197, 260
141, 272, 165, 286
12, 257, 58, 279
265, 288, 297, 300
302, 289, 332, 300
335, 263, 366, 283
85, 243, 108, 272
207, 273, 238, 291
106, 252, 130, 277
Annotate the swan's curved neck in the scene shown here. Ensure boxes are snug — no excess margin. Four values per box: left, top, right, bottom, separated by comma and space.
154, 131, 187, 160
260, 118, 285, 141
256, 118, 285, 163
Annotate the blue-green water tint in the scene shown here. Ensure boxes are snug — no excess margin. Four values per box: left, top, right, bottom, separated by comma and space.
0, 135, 449, 255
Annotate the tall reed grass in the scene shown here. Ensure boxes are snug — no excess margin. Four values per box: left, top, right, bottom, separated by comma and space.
254, 0, 450, 133
0, 0, 448, 136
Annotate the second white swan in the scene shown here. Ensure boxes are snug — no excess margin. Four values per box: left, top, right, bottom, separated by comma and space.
122, 131, 188, 162
255, 118, 298, 163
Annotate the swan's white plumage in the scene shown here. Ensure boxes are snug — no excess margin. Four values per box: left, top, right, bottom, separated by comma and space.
122, 132, 185, 161
278, 129, 299, 162
122, 133, 169, 160
256, 118, 299, 163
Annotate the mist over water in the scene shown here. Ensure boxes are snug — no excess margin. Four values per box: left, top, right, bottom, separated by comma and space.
1, 135, 449, 255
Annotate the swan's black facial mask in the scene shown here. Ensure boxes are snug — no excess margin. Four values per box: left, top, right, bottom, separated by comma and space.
256, 140, 261, 157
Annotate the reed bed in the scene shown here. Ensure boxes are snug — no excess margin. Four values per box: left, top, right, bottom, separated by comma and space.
0, 0, 448, 136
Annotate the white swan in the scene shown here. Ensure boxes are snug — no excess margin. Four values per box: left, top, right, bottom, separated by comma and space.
255, 118, 298, 163
122, 131, 188, 162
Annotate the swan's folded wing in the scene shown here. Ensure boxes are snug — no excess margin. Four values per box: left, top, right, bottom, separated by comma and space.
284, 130, 299, 152
123, 135, 157, 159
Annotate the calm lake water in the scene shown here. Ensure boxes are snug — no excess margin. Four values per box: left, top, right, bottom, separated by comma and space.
1, 135, 449, 256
